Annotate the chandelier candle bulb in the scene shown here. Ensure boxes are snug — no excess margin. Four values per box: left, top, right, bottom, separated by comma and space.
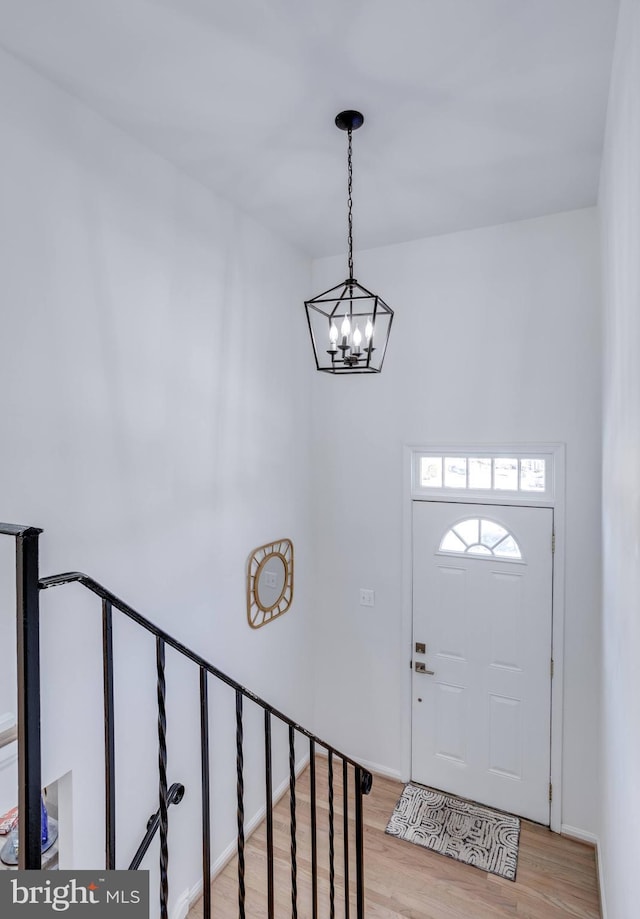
328, 322, 339, 353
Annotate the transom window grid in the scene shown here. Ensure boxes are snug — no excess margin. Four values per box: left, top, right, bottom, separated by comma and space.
414, 453, 551, 500
439, 518, 523, 561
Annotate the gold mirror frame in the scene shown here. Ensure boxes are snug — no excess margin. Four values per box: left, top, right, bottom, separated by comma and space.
247, 539, 294, 629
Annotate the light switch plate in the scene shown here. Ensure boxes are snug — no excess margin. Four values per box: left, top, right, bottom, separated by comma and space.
359, 588, 375, 607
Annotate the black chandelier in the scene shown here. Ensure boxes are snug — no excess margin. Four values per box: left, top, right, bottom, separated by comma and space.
305, 111, 394, 374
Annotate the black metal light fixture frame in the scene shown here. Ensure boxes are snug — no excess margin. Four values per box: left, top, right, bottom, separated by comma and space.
305, 111, 394, 374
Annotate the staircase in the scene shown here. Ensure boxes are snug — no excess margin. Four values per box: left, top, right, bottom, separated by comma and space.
1, 523, 372, 918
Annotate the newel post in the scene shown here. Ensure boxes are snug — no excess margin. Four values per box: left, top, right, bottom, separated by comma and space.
16, 527, 42, 869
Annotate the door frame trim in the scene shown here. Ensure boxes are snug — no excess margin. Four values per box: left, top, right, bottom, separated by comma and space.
401, 442, 565, 831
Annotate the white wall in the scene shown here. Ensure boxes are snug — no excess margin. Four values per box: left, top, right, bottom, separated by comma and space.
599, 1, 640, 916
0, 48, 314, 914
310, 208, 602, 835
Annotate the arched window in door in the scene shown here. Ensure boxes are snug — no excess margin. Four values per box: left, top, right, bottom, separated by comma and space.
439, 518, 522, 560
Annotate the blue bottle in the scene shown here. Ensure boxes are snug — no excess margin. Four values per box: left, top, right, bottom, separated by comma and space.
41, 794, 48, 846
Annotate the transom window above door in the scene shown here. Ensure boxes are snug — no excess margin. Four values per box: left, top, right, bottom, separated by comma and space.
412, 449, 554, 502
439, 518, 523, 560
422, 456, 545, 492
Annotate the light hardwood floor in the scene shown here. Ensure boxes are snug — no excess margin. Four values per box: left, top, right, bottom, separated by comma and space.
189, 757, 601, 919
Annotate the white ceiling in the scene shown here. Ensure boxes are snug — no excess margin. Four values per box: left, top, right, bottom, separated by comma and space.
0, 0, 620, 257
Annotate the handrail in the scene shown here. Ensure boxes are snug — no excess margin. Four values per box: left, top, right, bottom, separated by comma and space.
0, 523, 43, 537
40, 570, 373, 784
129, 783, 185, 870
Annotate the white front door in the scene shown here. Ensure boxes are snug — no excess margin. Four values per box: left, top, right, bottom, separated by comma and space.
411, 501, 553, 823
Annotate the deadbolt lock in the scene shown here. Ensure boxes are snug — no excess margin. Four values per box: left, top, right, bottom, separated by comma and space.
415, 642, 426, 654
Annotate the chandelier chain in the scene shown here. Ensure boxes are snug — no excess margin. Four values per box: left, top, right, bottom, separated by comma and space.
347, 129, 354, 280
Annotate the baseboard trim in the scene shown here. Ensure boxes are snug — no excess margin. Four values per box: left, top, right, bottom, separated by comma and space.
313, 746, 402, 782
356, 758, 402, 782
171, 753, 310, 919
170, 890, 190, 919
595, 839, 607, 919
560, 823, 597, 846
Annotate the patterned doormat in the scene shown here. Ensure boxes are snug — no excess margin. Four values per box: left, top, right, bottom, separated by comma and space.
385, 783, 520, 881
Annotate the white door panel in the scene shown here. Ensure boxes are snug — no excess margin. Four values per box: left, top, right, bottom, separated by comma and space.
411, 502, 553, 823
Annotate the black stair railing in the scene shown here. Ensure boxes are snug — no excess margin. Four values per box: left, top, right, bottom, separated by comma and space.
2, 524, 374, 919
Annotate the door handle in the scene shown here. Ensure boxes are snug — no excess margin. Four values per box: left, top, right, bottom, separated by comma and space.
414, 662, 435, 675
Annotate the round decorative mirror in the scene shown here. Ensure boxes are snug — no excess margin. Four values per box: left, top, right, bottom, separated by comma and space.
247, 539, 294, 629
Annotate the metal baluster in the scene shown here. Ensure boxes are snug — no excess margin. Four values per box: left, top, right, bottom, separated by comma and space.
328, 751, 335, 919
310, 739, 318, 919
343, 760, 350, 919
102, 599, 116, 869
355, 768, 365, 919
236, 690, 246, 919
156, 637, 169, 919
264, 711, 274, 919
16, 527, 42, 870
200, 669, 211, 919
289, 726, 298, 919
